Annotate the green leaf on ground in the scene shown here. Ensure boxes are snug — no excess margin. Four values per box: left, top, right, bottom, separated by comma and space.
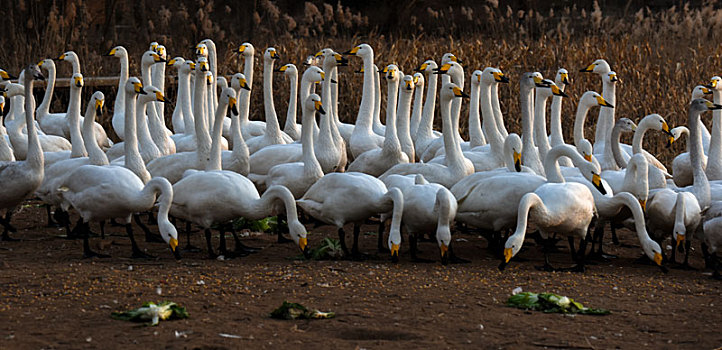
506, 292, 610, 315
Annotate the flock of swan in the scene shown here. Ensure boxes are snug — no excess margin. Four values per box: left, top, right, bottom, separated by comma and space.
0, 39, 721, 278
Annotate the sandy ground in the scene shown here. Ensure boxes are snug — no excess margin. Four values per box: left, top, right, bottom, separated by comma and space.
1, 199, 721, 349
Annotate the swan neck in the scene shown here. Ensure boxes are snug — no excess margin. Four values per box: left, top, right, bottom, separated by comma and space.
611, 124, 628, 168
689, 109, 711, 207
124, 91, 150, 183
207, 98, 229, 171
383, 78, 401, 153
68, 85, 87, 157
24, 76, 43, 169
417, 70, 438, 137
285, 73, 298, 132
179, 70, 195, 135
38, 63, 55, 114
533, 91, 552, 160
83, 100, 109, 165
573, 102, 591, 147
263, 58, 281, 135
193, 70, 211, 167
481, 82, 503, 154
468, 82, 483, 147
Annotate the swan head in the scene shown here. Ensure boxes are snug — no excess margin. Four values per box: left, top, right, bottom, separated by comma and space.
579, 59, 611, 74
0, 69, 16, 82
197, 57, 209, 72
139, 85, 166, 104
385, 64, 400, 81
580, 91, 613, 109
302, 66, 324, 85
149, 41, 159, 52
204, 71, 214, 86
471, 70, 483, 85
125, 77, 146, 95
25, 64, 44, 82
706, 76, 722, 91
413, 72, 424, 87
343, 43, 373, 58
264, 47, 280, 61
576, 138, 594, 162
315, 48, 348, 67
275, 63, 297, 76
237, 42, 255, 57
615, 118, 637, 133
521, 72, 546, 91
667, 126, 689, 148
179, 60, 195, 75
388, 223, 402, 264
504, 133, 523, 172
92, 91, 105, 115
691, 85, 712, 101
142, 50, 166, 67
57, 51, 78, 63
166, 57, 185, 68
415, 60, 437, 73
220, 87, 239, 115
441, 82, 469, 100
441, 53, 462, 65
2, 83, 24, 98
37, 59, 54, 71
287, 219, 309, 258
579, 157, 606, 195
433, 61, 462, 80
231, 73, 250, 91
640, 114, 673, 137
536, 80, 567, 98
481, 67, 508, 85
690, 98, 722, 113
158, 216, 181, 260
402, 75, 415, 92
71, 73, 84, 89
155, 45, 167, 60
555, 68, 570, 86
195, 43, 208, 58
104, 46, 128, 58
604, 71, 619, 84
501, 230, 526, 269
305, 93, 325, 115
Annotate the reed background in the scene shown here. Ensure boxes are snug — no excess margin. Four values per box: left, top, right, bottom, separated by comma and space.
3, 0, 722, 166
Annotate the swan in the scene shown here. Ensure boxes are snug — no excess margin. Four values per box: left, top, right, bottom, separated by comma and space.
0, 96, 14, 162
345, 44, 384, 158
35, 59, 67, 138
396, 74, 416, 162
168, 60, 199, 152
413, 60, 441, 159
277, 64, 300, 141
467, 70, 486, 148
548, 69, 574, 167
236, 43, 266, 139
37, 92, 108, 226
297, 173, 404, 260
409, 72, 424, 144
420, 61, 465, 162
169, 88, 309, 257
265, 94, 325, 198
104, 46, 129, 140
316, 48, 348, 172
136, 50, 174, 156
672, 85, 713, 187
533, 80, 568, 163
452, 144, 601, 238
0, 65, 44, 241
371, 64, 385, 136
221, 75, 251, 175
580, 59, 614, 152
245, 48, 293, 154
380, 83, 473, 188
58, 77, 179, 259
167, 57, 188, 134
647, 99, 718, 267
621, 114, 673, 189
518, 72, 547, 175
500, 147, 606, 272
112, 85, 167, 164
384, 174, 462, 263
247, 67, 325, 185
347, 65, 410, 176
58, 51, 81, 75
705, 76, 722, 180
571, 90, 614, 159
150, 43, 168, 123
42, 73, 87, 167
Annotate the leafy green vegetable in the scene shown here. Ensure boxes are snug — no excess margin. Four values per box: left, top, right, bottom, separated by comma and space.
111, 301, 189, 326
290, 238, 344, 260
270, 301, 335, 320
230, 216, 285, 233
506, 292, 610, 315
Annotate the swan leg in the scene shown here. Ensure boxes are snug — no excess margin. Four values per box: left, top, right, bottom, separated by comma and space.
204, 229, 217, 259
535, 237, 557, 272
377, 219, 389, 253
181, 220, 201, 253
350, 223, 367, 260
672, 240, 696, 270
0, 209, 18, 241
134, 214, 164, 243
701, 243, 714, 269
338, 227, 350, 257
146, 212, 157, 225
711, 254, 722, 280
218, 226, 231, 258
99, 221, 106, 240
53, 208, 70, 229
275, 214, 293, 244
82, 222, 110, 259
45, 205, 60, 227
610, 224, 620, 246
229, 229, 252, 257
127, 224, 155, 259
409, 234, 433, 263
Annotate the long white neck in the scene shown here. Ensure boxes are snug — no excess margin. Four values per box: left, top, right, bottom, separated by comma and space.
481, 81, 504, 157
193, 70, 211, 167
124, 91, 150, 184
708, 90, 722, 179
689, 108, 711, 208
612, 192, 652, 244
611, 123, 628, 168
205, 79, 215, 132
284, 72, 299, 136
37, 63, 55, 115
521, 83, 544, 175
114, 55, 129, 116
450, 72, 465, 149
544, 145, 587, 183
152, 63, 166, 121
397, 87, 414, 161
67, 85, 87, 158
468, 81, 484, 147
207, 98, 229, 171
23, 74, 43, 171
596, 79, 615, 149
533, 90, 552, 161
384, 187, 404, 249
229, 104, 249, 173
207, 42, 218, 112
83, 101, 109, 165
573, 102, 593, 147
355, 56, 376, 131
416, 70, 438, 139
491, 83, 508, 138
179, 69, 195, 135
549, 85, 565, 147
301, 103, 322, 178
410, 79, 424, 140
383, 77, 402, 155
511, 193, 544, 244
441, 94, 465, 171
136, 96, 161, 160
263, 58, 282, 137
602, 121, 620, 171
372, 68, 383, 131
320, 63, 336, 142
631, 120, 652, 155
240, 54, 254, 124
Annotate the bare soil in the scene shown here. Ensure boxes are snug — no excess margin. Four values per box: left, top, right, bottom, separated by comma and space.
1, 199, 720, 349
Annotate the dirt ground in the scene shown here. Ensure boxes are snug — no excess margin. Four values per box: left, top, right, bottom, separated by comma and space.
1, 199, 721, 349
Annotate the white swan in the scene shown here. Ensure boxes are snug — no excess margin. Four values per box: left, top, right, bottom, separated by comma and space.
580, 59, 615, 152
168, 60, 198, 152
533, 80, 567, 163
265, 94, 325, 198
104, 46, 129, 140
0, 96, 14, 162
0, 65, 45, 241
245, 48, 293, 154
409, 72, 424, 144
58, 77, 179, 259
167, 57, 188, 134
380, 83, 473, 188
35, 59, 67, 138
420, 61, 464, 162
277, 64, 300, 141
221, 75, 251, 175
624, 114, 673, 189
396, 74, 416, 162
413, 60, 441, 159
518, 72, 546, 175
706, 76, 722, 180
297, 173, 404, 260
672, 85, 713, 187
42, 73, 86, 167
316, 48, 348, 172
345, 44, 384, 158
236, 43, 266, 139
347, 65, 409, 176
549, 68, 573, 167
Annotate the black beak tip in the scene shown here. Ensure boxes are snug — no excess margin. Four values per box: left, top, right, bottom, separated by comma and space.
391, 254, 399, 263
173, 249, 182, 260
440, 255, 449, 265
515, 162, 522, 172
498, 261, 508, 271
659, 265, 669, 273
331, 79, 338, 84
318, 106, 326, 115
302, 248, 311, 259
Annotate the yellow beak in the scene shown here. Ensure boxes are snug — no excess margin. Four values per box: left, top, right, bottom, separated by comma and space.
653, 252, 663, 266
504, 248, 513, 263
440, 243, 448, 257
639, 199, 646, 211
299, 237, 307, 252
390, 243, 400, 257
169, 237, 178, 251
676, 233, 685, 247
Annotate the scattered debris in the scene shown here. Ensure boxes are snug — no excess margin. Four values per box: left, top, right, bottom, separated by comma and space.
270, 301, 335, 320
511, 287, 523, 295
506, 292, 610, 315
111, 301, 189, 326
219, 333, 242, 339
